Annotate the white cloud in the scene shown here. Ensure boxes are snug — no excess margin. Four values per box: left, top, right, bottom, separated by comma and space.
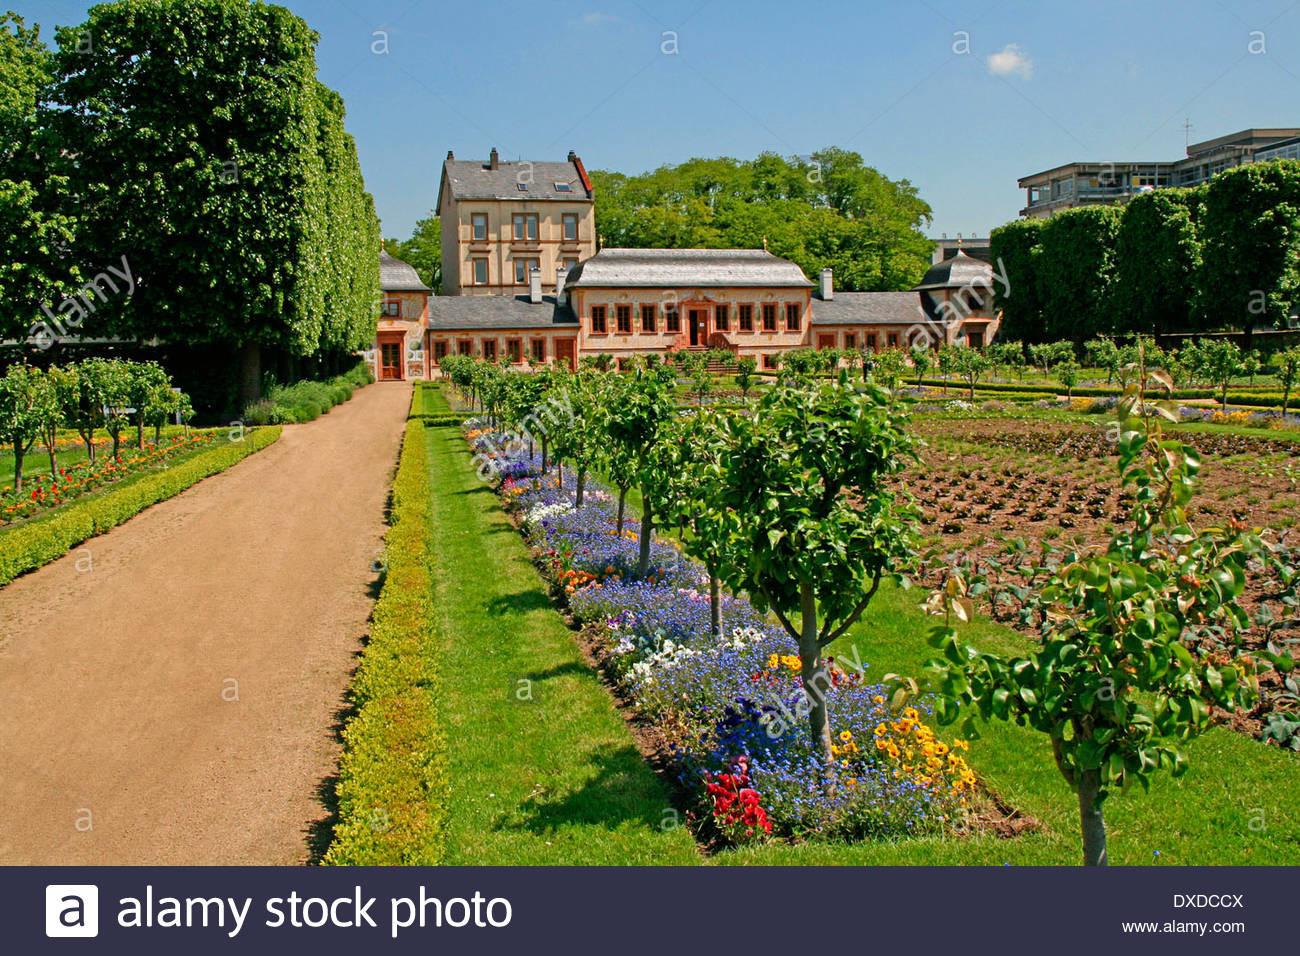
987, 43, 1033, 79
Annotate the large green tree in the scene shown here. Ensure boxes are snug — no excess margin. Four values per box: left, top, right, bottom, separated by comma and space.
1114, 188, 1203, 336
591, 148, 933, 291
1035, 206, 1122, 342
1199, 160, 1300, 332
386, 212, 442, 293
43, 0, 378, 401
988, 218, 1044, 342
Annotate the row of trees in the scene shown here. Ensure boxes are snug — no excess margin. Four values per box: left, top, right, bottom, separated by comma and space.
0, 359, 192, 490
991, 160, 1300, 341
442, 352, 1279, 865
1, 2, 381, 402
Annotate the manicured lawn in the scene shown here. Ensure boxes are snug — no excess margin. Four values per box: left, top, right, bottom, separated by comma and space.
716, 582, 1300, 865
423, 422, 699, 865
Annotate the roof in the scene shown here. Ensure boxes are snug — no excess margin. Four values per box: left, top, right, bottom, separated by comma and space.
810, 292, 923, 327
440, 156, 593, 203
428, 295, 577, 331
912, 251, 993, 291
564, 248, 814, 289
379, 250, 431, 292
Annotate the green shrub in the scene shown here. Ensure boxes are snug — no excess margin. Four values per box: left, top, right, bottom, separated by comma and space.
324, 420, 447, 865
0, 427, 281, 588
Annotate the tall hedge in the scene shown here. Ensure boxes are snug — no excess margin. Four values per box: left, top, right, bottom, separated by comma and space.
1113, 187, 1203, 336
1199, 160, 1300, 331
989, 218, 1044, 342
1034, 206, 1122, 342
42, 0, 379, 398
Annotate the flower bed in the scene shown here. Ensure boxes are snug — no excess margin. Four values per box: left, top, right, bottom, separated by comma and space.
1, 432, 220, 525
465, 417, 977, 845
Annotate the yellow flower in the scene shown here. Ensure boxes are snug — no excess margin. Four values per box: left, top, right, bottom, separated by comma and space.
872, 695, 885, 706
839, 730, 853, 742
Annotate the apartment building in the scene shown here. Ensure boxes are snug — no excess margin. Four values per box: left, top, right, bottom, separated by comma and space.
1018, 127, 1300, 218
437, 148, 596, 296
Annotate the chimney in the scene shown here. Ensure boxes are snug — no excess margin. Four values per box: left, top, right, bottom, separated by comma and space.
820, 267, 834, 301
555, 265, 568, 305
529, 266, 542, 304
568, 150, 577, 162
446, 149, 454, 160
489, 147, 499, 170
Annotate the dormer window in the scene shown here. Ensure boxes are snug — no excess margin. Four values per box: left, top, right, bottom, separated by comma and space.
517, 182, 527, 191
555, 182, 572, 192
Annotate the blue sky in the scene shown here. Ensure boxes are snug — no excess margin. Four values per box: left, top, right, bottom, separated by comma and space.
23, 0, 1300, 241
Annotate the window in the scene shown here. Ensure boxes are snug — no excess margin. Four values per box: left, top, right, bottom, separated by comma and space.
616, 304, 632, 333
433, 341, 448, 364
563, 257, 579, 270
738, 304, 754, 332
506, 338, 522, 363
457, 339, 473, 355
763, 354, 776, 369
865, 333, 878, 352
714, 304, 730, 331
382, 300, 400, 317
887, 333, 899, 348
472, 259, 489, 285
482, 339, 497, 361
665, 305, 680, 332
640, 303, 657, 332
555, 182, 572, 192
514, 258, 540, 284
761, 303, 778, 331
517, 182, 527, 192
785, 303, 802, 331
512, 213, 539, 241
591, 305, 607, 333
562, 213, 579, 241
530, 338, 546, 363
844, 333, 856, 351
471, 213, 488, 241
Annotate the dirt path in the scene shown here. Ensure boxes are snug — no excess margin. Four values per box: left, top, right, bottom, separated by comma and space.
0, 382, 412, 865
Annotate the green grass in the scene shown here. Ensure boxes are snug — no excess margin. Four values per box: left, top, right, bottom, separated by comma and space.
0, 424, 195, 486
716, 582, 1300, 866
423, 423, 699, 865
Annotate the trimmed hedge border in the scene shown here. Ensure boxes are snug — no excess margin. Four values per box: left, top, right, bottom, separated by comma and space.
913, 377, 1290, 407
0, 426, 282, 589
407, 413, 465, 426
324, 419, 448, 865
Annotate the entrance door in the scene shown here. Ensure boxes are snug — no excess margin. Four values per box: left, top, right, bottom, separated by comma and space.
689, 309, 708, 347
554, 337, 577, 371
378, 336, 403, 380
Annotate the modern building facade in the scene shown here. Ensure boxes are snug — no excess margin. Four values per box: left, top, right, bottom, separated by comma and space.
1018, 127, 1300, 218
437, 149, 596, 296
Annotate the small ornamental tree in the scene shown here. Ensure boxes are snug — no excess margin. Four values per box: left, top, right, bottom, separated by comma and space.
871, 348, 909, 392
99, 359, 135, 461
1278, 345, 1300, 420
1085, 337, 1121, 384
918, 370, 1268, 866
0, 363, 57, 491
716, 373, 917, 767
40, 364, 77, 476
734, 354, 757, 400
909, 341, 932, 387
128, 361, 172, 449
1200, 339, 1243, 409
67, 357, 111, 463
605, 366, 677, 576
548, 369, 606, 506
1057, 358, 1081, 399
948, 344, 991, 400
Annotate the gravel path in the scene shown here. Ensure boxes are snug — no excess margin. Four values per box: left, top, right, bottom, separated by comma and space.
0, 382, 412, 864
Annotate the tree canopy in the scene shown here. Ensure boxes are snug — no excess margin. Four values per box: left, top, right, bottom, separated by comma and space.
591, 148, 934, 291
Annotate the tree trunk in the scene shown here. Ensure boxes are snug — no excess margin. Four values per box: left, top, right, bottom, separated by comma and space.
136, 418, 144, 450
238, 341, 261, 408
541, 437, 549, 472
12, 444, 24, 492
1077, 770, 1108, 867
111, 430, 121, 462
799, 580, 835, 773
616, 487, 627, 534
637, 498, 654, 578
82, 429, 95, 465
46, 439, 57, 478
709, 572, 721, 637
557, 462, 563, 489
576, 467, 586, 507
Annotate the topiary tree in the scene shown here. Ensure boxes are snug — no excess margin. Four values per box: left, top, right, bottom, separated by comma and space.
128, 361, 172, 449
605, 365, 677, 577
734, 354, 757, 399
1035, 206, 1122, 342
871, 347, 909, 392
1113, 187, 1202, 336
716, 373, 917, 768
918, 367, 1269, 866
1201, 339, 1243, 409
1085, 337, 1121, 384
39, 364, 77, 476
1057, 358, 1081, 399
1278, 345, 1300, 421
948, 344, 992, 399
989, 218, 1045, 342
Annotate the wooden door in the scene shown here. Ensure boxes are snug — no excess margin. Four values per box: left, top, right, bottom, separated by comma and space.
555, 337, 577, 371
689, 309, 707, 347
379, 339, 403, 380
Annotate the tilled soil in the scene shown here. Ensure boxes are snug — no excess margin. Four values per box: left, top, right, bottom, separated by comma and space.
0, 382, 412, 865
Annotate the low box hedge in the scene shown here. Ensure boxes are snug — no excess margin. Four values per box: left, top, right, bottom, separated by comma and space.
0, 426, 281, 588
324, 419, 448, 866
